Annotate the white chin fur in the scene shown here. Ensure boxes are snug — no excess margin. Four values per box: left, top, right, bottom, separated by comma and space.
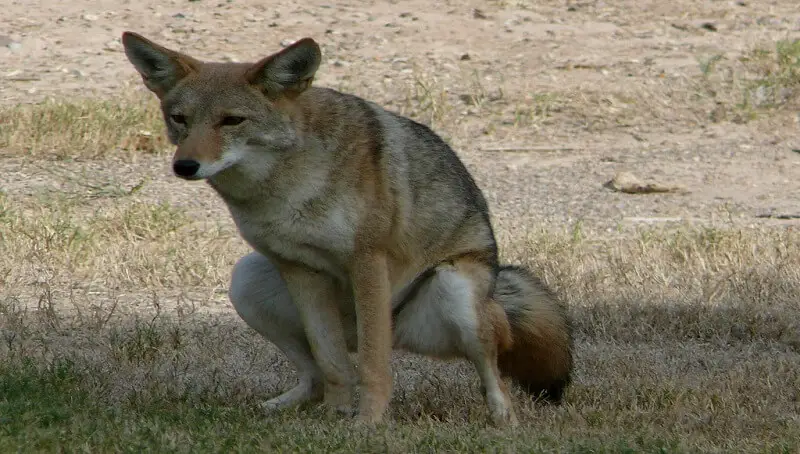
194, 149, 245, 179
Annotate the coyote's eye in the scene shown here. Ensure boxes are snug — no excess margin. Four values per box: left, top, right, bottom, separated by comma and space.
220, 116, 246, 126
170, 114, 187, 125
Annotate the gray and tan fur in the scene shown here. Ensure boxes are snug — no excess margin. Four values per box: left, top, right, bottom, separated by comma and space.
121, 31, 573, 426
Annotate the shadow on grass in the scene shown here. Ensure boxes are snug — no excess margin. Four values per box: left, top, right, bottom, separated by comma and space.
1, 288, 798, 453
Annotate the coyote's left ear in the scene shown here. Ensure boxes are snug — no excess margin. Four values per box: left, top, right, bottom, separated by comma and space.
246, 38, 322, 97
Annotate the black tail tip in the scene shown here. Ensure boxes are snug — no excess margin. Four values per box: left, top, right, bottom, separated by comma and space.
518, 377, 571, 404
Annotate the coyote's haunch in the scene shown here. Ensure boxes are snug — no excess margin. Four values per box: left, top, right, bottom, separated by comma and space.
122, 31, 574, 427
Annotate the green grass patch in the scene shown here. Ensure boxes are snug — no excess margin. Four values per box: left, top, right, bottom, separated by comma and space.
0, 355, 720, 453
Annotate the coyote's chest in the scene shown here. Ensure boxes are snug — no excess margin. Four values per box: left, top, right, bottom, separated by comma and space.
229, 200, 359, 279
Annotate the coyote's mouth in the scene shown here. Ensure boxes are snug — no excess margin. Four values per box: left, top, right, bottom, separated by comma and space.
172, 153, 240, 180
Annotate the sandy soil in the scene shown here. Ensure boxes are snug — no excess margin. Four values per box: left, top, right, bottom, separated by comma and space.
2, 0, 799, 237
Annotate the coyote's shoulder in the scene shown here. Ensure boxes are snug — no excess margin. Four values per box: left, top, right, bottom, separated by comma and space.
206, 82, 498, 287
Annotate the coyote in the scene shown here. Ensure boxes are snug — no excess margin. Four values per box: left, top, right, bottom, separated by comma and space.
122, 31, 573, 426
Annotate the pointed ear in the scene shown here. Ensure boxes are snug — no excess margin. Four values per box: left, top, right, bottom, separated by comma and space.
121, 31, 199, 98
245, 38, 322, 96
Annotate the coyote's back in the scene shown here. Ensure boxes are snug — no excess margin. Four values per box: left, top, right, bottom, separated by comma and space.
122, 31, 573, 426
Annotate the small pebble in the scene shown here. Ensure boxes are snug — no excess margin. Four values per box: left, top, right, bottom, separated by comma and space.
472, 8, 488, 19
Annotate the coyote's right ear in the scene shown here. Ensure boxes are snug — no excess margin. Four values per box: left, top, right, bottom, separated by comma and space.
121, 31, 199, 98
246, 38, 322, 97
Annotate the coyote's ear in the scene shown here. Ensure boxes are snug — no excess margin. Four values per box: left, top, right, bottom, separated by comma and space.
121, 31, 199, 98
246, 38, 321, 97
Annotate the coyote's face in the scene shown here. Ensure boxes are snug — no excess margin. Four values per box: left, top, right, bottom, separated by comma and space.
121, 32, 321, 182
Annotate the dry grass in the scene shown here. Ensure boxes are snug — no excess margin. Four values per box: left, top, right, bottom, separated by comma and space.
381, 37, 800, 138
697, 38, 800, 123
2, 148, 799, 452
0, 193, 239, 291
0, 93, 167, 160
1, 49, 799, 450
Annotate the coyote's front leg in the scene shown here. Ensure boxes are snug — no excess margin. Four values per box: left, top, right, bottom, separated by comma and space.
351, 250, 394, 424
275, 259, 358, 415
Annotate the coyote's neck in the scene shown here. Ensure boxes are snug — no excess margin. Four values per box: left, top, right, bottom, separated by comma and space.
206, 167, 265, 207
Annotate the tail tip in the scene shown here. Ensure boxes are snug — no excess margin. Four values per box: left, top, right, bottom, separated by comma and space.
518, 377, 571, 404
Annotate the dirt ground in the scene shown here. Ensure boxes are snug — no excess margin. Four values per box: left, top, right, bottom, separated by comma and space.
2, 0, 799, 238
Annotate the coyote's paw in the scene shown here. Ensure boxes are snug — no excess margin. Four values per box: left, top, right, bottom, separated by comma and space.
322, 380, 356, 418
355, 410, 386, 427
259, 380, 323, 414
324, 402, 356, 418
488, 405, 519, 428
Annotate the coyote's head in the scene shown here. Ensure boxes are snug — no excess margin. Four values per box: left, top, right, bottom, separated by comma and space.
121, 32, 321, 182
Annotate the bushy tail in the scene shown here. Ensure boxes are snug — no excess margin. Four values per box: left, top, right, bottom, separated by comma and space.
494, 265, 574, 403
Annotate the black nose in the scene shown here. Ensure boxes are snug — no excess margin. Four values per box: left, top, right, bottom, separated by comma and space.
173, 159, 200, 178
